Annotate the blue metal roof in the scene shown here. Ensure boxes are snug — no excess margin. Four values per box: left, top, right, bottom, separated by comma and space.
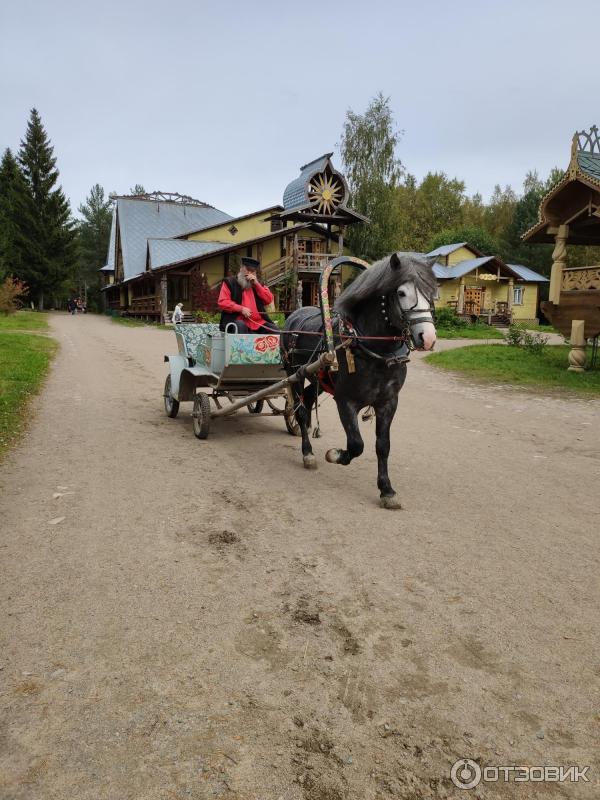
283, 153, 333, 210
427, 242, 468, 258
148, 239, 227, 270
506, 264, 549, 282
433, 256, 496, 279
108, 197, 231, 280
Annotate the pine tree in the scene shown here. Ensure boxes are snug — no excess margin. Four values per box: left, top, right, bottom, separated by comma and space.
0, 148, 28, 282
77, 184, 113, 310
17, 108, 77, 308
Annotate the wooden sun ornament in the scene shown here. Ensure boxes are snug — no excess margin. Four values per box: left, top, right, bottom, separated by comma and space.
308, 170, 345, 215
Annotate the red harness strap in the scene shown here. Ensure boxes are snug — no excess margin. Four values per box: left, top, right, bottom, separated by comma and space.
318, 368, 336, 395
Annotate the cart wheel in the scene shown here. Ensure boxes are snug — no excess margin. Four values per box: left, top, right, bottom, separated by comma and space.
192, 393, 211, 439
248, 400, 264, 414
164, 375, 179, 418
266, 397, 285, 415
284, 398, 300, 436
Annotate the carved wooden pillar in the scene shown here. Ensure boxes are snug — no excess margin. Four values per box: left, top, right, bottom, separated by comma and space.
507, 278, 514, 321
549, 224, 568, 305
457, 278, 466, 314
568, 319, 586, 372
338, 226, 345, 254
160, 273, 168, 323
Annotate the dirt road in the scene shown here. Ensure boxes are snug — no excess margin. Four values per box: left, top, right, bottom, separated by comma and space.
1, 314, 599, 800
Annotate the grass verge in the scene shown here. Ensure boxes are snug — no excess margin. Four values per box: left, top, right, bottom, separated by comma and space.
0, 311, 49, 331
436, 325, 504, 340
425, 344, 600, 395
0, 333, 58, 458
109, 315, 171, 330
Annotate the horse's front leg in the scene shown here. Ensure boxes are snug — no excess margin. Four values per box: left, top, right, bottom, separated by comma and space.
326, 400, 363, 465
294, 382, 317, 470
374, 397, 402, 509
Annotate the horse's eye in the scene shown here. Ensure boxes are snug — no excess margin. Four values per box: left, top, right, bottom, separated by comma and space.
398, 290, 406, 298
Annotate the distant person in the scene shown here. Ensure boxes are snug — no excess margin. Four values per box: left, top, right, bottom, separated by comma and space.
67, 298, 76, 315
218, 257, 277, 333
172, 302, 184, 324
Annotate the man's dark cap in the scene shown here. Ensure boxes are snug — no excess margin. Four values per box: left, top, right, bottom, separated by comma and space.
241, 257, 260, 271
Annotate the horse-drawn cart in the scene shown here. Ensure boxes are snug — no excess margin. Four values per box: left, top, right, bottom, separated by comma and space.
162, 258, 369, 440
163, 322, 339, 439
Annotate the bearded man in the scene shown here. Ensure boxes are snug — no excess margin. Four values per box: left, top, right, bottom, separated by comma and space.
217, 257, 278, 333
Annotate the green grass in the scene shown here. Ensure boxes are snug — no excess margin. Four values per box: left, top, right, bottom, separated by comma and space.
0, 310, 49, 331
0, 332, 58, 458
426, 344, 600, 395
436, 325, 504, 340
109, 315, 171, 330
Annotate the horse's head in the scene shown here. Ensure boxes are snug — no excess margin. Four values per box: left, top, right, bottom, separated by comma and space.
389, 252, 437, 351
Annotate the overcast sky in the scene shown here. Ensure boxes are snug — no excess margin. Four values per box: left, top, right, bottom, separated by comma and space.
1, 0, 597, 218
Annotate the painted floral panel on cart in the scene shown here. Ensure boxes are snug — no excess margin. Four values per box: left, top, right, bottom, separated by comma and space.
227, 333, 282, 366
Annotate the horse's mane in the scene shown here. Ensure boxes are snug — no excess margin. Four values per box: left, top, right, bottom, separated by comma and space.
334, 252, 437, 316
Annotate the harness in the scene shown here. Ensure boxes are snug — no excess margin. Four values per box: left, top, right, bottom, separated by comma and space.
281, 289, 433, 396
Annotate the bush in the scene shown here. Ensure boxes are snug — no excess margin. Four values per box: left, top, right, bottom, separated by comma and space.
0, 277, 28, 314
268, 311, 286, 329
434, 307, 469, 329
504, 323, 549, 354
194, 310, 220, 324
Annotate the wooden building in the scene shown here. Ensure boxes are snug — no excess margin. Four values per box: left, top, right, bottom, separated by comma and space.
101, 155, 364, 320
523, 125, 600, 370
429, 242, 548, 324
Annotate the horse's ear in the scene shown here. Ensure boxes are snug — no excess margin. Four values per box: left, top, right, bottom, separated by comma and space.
426, 255, 437, 269
390, 252, 401, 270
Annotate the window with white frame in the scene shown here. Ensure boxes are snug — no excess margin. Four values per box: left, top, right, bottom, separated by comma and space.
513, 286, 524, 305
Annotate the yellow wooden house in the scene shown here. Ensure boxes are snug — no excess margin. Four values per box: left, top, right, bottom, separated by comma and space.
101, 155, 363, 319
428, 243, 548, 323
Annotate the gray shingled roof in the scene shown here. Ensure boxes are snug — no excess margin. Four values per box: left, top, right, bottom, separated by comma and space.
106, 197, 231, 280
433, 256, 496, 279
147, 238, 226, 270
506, 264, 549, 282
427, 242, 468, 258
283, 153, 332, 210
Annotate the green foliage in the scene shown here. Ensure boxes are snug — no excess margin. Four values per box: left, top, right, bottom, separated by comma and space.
433, 307, 469, 329
194, 310, 221, 324
0, 332, 57, 458
76, 184, 113, 311
268, 311, 285, 328
0, 148, 28, 282
13, 109, 77, 308
428, 226, 500, 257
504, 323, 549, 354
340, 93, 403, 260
426, 345, 600, 394
129, 184, 146, 195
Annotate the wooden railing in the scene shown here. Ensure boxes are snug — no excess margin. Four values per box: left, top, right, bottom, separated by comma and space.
562, 266, 600, 291
297, 253, 330, 272
261, 255, 293, 287
130, 295, 159, 313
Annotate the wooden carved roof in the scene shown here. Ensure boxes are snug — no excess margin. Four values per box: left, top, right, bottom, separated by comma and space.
523, 126, 600, 245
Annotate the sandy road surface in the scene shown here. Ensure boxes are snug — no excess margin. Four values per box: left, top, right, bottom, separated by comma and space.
1, 314, 599, 800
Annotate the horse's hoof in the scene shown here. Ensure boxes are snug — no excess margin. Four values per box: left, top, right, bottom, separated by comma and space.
380, 494, 402, 510
325, 448, 341, 463
303, 455, 318, 470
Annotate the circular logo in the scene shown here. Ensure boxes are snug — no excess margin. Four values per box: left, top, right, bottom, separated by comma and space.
451, 759, 482, 790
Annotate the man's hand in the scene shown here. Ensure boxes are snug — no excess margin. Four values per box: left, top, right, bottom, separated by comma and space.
246, 272, 257, 284
241, 306, 252, 318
